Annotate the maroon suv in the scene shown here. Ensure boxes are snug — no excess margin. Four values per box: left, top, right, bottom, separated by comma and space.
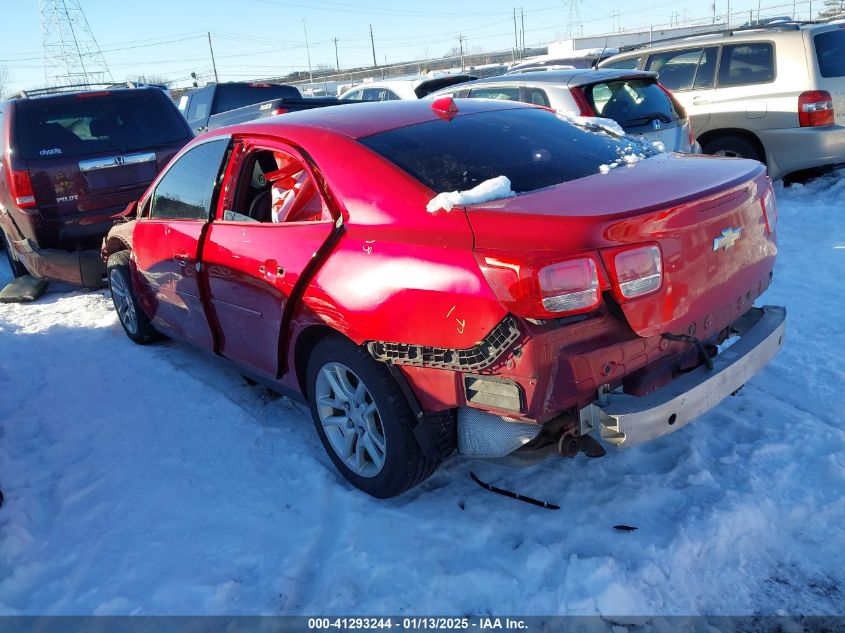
0, 86, 192, 287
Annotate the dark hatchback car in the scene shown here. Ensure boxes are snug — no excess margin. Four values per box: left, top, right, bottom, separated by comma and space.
0, 86, 193, 287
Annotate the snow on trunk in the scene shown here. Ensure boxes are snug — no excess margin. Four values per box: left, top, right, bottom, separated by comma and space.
426, 176, 515, 213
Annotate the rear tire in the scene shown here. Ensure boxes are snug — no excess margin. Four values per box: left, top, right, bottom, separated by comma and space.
306, 335, 442, 498
107, 250, 161, 345
1, 229, 29, 278
701, 135, 763, 163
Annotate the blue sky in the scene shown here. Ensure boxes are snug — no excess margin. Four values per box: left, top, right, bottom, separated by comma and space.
0, 0, 818, 93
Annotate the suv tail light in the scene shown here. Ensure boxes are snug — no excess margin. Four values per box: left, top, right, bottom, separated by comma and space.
568, 87, 595, 116
602, 244, 663, 300
270, 107, 288, 116
10, 170, 36, 208
798, 91, 834, 127
761, 185, 778, 234
478, 253, 605, 319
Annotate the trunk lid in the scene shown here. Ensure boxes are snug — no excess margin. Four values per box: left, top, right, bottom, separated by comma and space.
466, 154, 777, 338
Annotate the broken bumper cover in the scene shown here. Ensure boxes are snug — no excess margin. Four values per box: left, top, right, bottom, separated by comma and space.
580, 306, 786, 447
14, 237, 106, 288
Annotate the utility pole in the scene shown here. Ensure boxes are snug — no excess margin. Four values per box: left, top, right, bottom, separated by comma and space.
303, 20, 313, 84
520, 7, 526, 56
458, 35, 465, 70
513, 8, 519, 57
726, 0, 731, 27
332, 37, 340, 72
369, 24, 378, 68
712, 1, 717, 24
207, 32, 219, 84
793, 0, 797, 18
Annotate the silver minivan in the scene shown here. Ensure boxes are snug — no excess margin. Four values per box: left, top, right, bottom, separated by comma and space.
599, 21, 845, 179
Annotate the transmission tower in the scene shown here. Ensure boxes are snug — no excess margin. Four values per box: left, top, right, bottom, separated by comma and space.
40, 0, 112, 86
566, 0, 583, 39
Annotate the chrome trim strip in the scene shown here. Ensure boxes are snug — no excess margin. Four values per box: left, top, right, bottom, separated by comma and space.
79, 152, 157, 172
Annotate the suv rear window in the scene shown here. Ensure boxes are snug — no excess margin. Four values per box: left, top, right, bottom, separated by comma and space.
815, 30, 845, 78
359, 108, 658, 194
585, 78, 680, 130
15, 90, 189, 160
214, 84, 300, 112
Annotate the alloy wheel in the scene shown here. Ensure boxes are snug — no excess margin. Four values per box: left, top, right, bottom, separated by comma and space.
315, 362, 387, 478
109, 268, 139, 335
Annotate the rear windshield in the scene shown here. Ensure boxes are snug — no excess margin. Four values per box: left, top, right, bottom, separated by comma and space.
15, 90, 189, 160
585, 78, 680, 130
214, 84, 300, 112
815, 30, 845, 78
359, 108, 659, 194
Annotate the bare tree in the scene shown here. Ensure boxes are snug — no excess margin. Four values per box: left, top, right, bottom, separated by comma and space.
818, 0, 845, 19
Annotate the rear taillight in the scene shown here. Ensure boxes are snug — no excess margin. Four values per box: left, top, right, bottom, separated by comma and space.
270, 107, 288, 116
10, 170, 36, 208
539, 258, 600, 313
687, 117, 696, 148
798, 91, 834, 127
761, 185, 778, 234
478, 253, 605, 319
602, 244, 663, 301
76, 91, 111, 99
568, 87, 594, 116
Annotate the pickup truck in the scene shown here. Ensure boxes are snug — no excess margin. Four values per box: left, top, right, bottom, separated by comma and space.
102, 98, 785, 499
178, 82, 345, 134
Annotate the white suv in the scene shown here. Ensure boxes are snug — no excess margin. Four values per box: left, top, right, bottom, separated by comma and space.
599, 21, 845, 179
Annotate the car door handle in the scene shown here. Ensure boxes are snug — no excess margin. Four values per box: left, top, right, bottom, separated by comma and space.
173, 253, 190, 265
259, 262, 285, 277
692, 96, 711, 104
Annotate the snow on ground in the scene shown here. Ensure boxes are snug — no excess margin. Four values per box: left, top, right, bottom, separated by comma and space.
1, 169, 844, 617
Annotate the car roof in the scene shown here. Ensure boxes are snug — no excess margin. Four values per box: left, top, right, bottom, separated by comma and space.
212, 97, 532, 140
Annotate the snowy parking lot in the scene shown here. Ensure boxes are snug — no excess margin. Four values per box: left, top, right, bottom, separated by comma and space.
0, 169, 844, 616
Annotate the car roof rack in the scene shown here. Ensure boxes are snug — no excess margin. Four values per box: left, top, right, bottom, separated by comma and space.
619, 19, 820, 53
12, 81, 143, 99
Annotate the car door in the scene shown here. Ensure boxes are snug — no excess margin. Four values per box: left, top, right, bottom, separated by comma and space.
646, 46, 719, 133
132, 137, 231, 348
202, 138, 337, 378
708, 42, 777, 129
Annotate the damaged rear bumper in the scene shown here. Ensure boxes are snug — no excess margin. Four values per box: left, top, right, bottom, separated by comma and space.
580, 305, 786, 447
12, 237, 106, 288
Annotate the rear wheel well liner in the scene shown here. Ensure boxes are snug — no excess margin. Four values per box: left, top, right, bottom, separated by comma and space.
293, 324, 347, 398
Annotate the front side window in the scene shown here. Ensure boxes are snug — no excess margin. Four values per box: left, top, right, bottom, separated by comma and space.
186, 90, 213, 123
150, 139, 229, 220
647, 48, 709, 91
360, 108, 659, 194
815, 30, 845, 78
223, 147, 330, 224
717, 43, 775, 87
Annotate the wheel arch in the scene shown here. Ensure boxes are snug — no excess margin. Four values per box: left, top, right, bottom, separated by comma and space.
293, 323, 350, 398
697, 128, 767, 164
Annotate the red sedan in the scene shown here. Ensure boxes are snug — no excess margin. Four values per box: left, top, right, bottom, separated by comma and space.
102, 98, 785, 498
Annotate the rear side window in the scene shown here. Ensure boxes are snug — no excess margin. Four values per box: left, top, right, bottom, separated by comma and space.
15, 91, 189, 160
526, 88, 550, 107
647, 48, 717, 91
602, 56, 643, 70
717, 43, 775, 87
362, 88, 400, 101
150, 139, 229, 221
815, 30, 845, 78
214, 84, 300, 113
585, 79, 678, 130
359, 108, 658, 194
468, 86, 521, 101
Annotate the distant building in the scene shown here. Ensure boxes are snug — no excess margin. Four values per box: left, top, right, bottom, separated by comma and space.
549, 23, 728, 56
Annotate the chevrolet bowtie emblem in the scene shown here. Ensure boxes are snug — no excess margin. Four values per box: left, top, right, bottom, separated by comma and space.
713, 227, 742, 251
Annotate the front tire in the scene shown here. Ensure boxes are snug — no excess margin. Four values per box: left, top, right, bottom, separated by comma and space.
2, 229, 28, 278
306, 336, 440, 498
107, 250, 161, 345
